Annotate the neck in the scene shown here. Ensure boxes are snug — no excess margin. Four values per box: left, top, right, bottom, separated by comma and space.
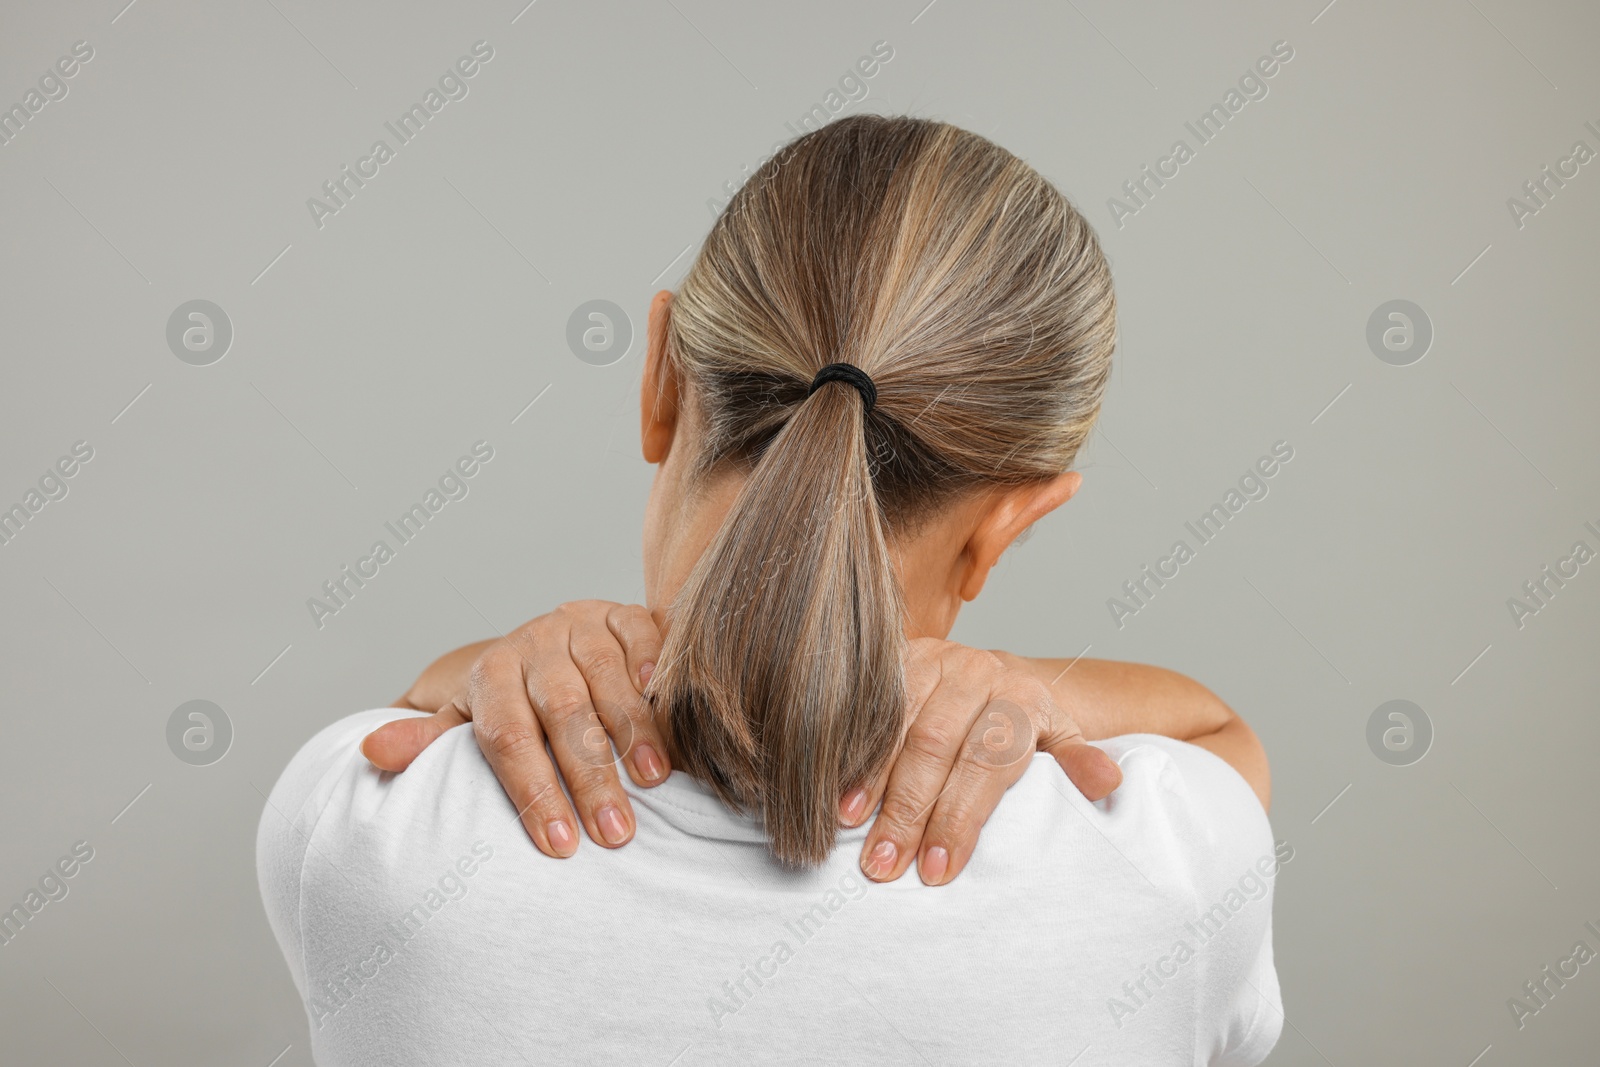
642, 469, 971, 642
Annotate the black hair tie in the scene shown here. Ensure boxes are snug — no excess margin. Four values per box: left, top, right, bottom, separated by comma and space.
807, 363, 877, 413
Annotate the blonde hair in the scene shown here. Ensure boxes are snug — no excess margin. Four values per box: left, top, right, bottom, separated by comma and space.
650, 115, 1116, 866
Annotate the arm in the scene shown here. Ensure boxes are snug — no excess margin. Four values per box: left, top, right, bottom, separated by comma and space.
393, 639, 497, 711
996, 652, 1271, 811
405, 644, 1242, 741
394, 638, 1271, 813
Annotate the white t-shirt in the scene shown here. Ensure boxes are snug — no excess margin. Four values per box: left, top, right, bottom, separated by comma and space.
258, 709, 1283, 1066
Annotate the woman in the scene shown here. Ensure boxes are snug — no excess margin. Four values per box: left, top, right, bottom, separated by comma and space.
259, 115, 1281, 1065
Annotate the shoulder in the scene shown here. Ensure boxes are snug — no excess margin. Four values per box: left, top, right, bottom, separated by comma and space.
255, 707, 510, 878
258, 708, 429, 837
999, 735, 1285, 914
1001, 735, 1285, 1063
1083, 736, 1286, 1064
1014, 734, 1275, 855
254, 709, 433, 991
1094, 734, 1273, 845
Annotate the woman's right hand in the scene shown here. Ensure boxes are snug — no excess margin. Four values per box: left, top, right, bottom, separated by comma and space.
363, 601, 671, 859
849, 636, 1123, 886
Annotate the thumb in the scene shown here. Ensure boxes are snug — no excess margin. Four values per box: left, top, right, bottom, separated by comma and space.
362, 704, 469, 772
1045, 739, 1123, 802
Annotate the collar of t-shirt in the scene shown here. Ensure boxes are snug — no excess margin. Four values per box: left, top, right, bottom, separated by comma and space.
621, 764, 880, 850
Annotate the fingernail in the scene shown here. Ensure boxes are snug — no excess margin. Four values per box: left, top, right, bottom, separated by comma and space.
863, 840, 897, 879
546, 819, 576, 857
596, 805, 630, 846
840, 787, 868, 825
634, 743, 664, 783
920, 846, 949, 885
639, 661, 655, 687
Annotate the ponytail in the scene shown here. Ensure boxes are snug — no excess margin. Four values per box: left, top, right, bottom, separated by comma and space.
650, 371, 904, 867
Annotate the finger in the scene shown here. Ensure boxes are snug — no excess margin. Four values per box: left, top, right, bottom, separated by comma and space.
361, 703, 469, 772
1046, 738, 1123, 802
521, 633, 637, 849
605, 602, 665, 692
916, 697, 1038, 886
858, 671, 983, 882
1038, 704, 1123, 801
839, 762, 890, 829
594, 603, 670, 786
466, 644, 581, 859
842, 636, 944, 826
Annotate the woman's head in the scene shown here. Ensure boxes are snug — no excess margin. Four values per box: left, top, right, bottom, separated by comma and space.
641, 115, 1116, 866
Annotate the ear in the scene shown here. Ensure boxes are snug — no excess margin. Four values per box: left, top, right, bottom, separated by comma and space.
958, 471, 1083, 602
640, 290, 680, 464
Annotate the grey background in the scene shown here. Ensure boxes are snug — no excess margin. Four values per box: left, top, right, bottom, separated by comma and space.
1, 0, 1596, 1063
